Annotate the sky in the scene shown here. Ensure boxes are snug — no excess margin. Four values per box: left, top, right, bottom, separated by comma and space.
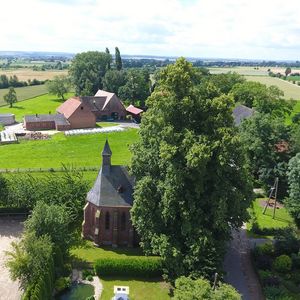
2, 0, 300, 60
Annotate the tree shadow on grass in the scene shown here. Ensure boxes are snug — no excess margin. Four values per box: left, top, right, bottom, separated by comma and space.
10, 106, 25, 110
76, 239, 144, 256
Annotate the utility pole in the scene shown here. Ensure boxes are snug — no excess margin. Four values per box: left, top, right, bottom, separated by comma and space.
262, 177, 279, 219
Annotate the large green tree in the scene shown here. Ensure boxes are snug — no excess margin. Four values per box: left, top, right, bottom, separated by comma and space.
118, 68, 150, 106
115, 47, 122, 71
69, 51, 111, 95
6, 232, 53, 289
105, 47, 111, 70
25, 201, 72, 256
285, 153, 300, 225
240, 113, 292, 198
46, 75, 71, 100
4, 87, 17, 108
102, 69, 126, 95
231, 81, 293, 117
131, 58, 253, 279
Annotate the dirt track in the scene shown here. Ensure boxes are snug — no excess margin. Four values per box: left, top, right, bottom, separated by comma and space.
0, 219, 24, 300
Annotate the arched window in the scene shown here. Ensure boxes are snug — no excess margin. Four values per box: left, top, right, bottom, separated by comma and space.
105, 212, 110, 230
121, 212, 126, 231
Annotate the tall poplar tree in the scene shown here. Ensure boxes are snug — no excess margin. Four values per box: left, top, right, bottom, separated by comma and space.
105, 47, 111, 70
131, 58, 253, 279
115, 47, 122, 71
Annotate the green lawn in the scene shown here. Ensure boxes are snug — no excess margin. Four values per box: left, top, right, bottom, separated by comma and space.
0, 92, 74, 121
100, 277, 171, 300
286, 100, 300, 125
247, 198, 294, 237
96, 122, 119, 128
71, 241, 170, 300
0, 129, 138, 169
71, 241, 145, 264
245, 76, 300, 100
0, 85, 49, 107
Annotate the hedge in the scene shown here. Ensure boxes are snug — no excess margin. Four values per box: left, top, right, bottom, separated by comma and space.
94, 257, 163, 278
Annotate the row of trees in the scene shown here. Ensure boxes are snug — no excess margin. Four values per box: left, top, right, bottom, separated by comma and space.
46, 48, 151, 106
0, 74, 44, 89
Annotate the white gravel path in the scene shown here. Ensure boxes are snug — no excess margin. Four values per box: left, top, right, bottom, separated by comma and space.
0, 220, 24, 300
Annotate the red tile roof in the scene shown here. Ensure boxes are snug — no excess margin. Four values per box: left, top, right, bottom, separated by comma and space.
126, 104, 143, 115
56, 97, 82, 119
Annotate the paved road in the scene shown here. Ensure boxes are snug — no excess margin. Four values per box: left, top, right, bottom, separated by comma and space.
224, 227, 264, 300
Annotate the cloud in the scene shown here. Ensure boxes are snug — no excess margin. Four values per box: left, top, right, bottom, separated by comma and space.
1, 0, 300, 60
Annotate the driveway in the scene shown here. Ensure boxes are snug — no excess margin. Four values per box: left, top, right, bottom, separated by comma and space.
224, 227, 264, 300
0, 219, 24, 300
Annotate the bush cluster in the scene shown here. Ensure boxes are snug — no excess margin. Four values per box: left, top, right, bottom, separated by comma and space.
54, 277, 71, 294
273, 255, 292, 273
94, 257, 163, 278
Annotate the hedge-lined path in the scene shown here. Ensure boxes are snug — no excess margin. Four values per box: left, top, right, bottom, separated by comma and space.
224, 226, 264, 300
0, 219, 24, 300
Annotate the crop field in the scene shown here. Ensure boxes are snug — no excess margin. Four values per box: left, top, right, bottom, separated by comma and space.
0, 69, 68, 81
209, 67, 269, 76
0, 129, 138, 169
0, 92, 73, 120
0, 85, 49, 107
209, 66, 300, 76
245, 76, 300, 100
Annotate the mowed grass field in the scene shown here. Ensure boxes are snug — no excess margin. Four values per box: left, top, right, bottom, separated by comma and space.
0, 69, 68, 81
0, 93, 73, 121
0, 85, 49, 106
245, 76, 300, 100
0, 129, 138, 169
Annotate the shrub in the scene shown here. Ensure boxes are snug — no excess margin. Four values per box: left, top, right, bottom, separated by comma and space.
257, 243, 274, 256
258, 270, 279, 287
86, 275, 93, 281
291, 253, 300, 269
274, 228, 300, 255
273, 255, 292, 273
255, 254, 273, 270
82, 269, 94, 280
94, 257, 163, 278
264, 286, 293, 300
54, 277, 71, 294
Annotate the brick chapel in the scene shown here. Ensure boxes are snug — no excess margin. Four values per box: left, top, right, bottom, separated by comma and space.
82, 140, 137, 247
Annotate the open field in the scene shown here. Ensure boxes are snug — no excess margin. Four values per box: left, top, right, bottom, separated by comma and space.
0, 92, 73, 120
0, 129, 138, 169
209, 66, 269, 76
245, 76, 300, 100
209, 66, 300, 76
0, 69, 68, 81
0, 84, 49, 106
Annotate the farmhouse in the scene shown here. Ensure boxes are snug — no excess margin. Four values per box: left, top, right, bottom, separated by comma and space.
80, 90, 127, 121
57, 97, 96, 129
82, 140, 137, 247
24, 113, 71, 131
